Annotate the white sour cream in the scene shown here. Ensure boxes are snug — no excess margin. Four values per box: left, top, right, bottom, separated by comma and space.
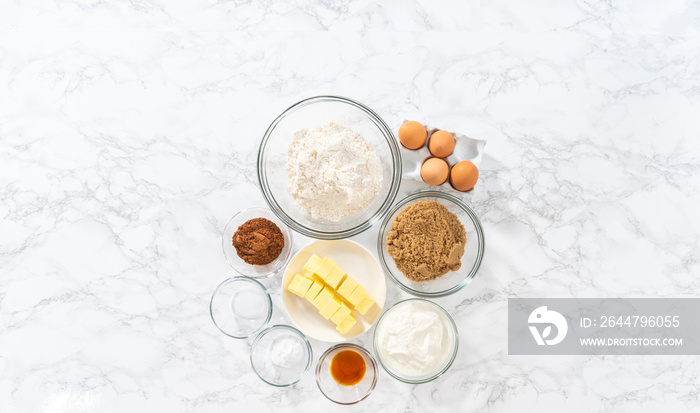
376, 300, 453, 377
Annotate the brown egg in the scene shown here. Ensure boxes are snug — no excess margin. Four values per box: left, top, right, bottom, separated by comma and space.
398, 121, 427, 149
450, 161, 479, 191
420, 158, 449, 186
428, 130, 455, 157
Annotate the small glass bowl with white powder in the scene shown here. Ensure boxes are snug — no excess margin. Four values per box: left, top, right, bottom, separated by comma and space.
373, 298, 459, 384
250, 325, 313, 387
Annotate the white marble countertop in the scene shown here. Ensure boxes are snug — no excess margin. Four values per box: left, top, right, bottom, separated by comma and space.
2, 1, 700, 412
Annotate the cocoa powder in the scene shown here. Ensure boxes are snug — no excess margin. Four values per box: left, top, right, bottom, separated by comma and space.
232, 218, 284, 265
386, 200, 466, 282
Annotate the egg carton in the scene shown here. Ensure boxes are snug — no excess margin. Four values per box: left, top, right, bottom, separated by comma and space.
401, 123, 487, 190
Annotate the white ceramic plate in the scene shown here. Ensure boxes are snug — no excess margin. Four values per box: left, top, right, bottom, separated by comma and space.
282, 239, 387, 342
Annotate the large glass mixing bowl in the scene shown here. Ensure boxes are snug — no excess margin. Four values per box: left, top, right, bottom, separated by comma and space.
257, 96, 401, 239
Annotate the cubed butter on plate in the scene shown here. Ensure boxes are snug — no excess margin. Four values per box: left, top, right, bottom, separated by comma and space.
288, 273, 313, 298
289, 254, 377, 335
336, 276, 358, 300
325, 266, 345, 290
330, 303, 352, 325
336, 314, 357, 335
313, 257, 335, 280
303, 254, 323, 275
304, 280, 323, 301
319, 297, 342, 320
312, 287, 334, 311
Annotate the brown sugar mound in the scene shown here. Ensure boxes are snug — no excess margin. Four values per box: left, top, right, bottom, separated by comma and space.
386, 200, 466, 282
232, 218, 284, 265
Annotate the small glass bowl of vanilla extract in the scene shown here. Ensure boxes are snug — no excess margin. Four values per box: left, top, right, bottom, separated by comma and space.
315, 343, 378, 405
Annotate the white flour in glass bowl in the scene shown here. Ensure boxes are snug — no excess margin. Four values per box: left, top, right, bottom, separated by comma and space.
286, 122, 383, 221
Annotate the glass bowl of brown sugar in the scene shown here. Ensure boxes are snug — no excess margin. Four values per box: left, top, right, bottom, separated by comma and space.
377, 191, 485, 297
222, 207, 293, 279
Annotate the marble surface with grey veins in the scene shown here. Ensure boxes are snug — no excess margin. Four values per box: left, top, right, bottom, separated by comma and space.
2, 1, 700, 412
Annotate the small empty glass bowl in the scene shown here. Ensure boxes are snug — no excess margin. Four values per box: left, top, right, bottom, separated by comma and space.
315, 343, 378, 405
222, 207, 293, 279
257, 95, 402, 240
210, 277, 272, 339
250, 325, 313, 387
377, 191, 485, 297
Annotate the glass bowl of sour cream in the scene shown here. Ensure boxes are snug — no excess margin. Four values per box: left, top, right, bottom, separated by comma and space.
373, 298, 459, 384
257, 95, 402, 240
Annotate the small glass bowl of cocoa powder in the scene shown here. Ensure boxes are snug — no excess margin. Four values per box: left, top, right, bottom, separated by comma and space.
222, 207, 293, 279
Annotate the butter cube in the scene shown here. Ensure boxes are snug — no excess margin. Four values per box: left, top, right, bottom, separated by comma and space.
336, 276, 358, 300
312, 287, 334, 311
288, 273, 313, 298
336, 314, 357, 335
347, 285, 368, 307
355, 296, 375, 315
325, 266, 345, 290
303, 254, 323, 275
330, 303, 352, 325
313, 257, 336, 280
304, 280, 323, 302
320, 297, 342, 320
